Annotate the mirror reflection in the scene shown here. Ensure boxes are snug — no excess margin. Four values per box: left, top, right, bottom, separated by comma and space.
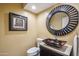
50, 12, 69, 30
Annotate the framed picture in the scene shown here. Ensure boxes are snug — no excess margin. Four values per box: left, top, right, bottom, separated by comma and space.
9, 12, 27, 31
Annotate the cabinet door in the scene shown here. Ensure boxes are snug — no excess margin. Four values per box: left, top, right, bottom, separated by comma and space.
40, 46, 63, 56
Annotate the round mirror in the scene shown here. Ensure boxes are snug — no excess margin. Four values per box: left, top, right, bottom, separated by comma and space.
46, 5, 78, 36
50, 12, 69, 30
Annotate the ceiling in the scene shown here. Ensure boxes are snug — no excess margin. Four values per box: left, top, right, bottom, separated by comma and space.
24, 3, 56, 14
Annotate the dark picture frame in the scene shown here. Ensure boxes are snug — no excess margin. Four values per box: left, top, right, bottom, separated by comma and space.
9, 12, 27, 31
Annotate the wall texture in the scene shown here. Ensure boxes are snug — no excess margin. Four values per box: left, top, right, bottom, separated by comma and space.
0, 4, 37, 56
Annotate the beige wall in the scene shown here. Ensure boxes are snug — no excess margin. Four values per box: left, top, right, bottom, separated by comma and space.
37, 3, 79, 45
0, 4, 37, 56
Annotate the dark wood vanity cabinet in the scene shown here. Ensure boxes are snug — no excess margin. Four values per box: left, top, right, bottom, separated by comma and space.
40, 45, 63, 56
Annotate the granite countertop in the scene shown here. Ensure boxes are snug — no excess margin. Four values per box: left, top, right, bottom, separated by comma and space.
40, 42, 72, 56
